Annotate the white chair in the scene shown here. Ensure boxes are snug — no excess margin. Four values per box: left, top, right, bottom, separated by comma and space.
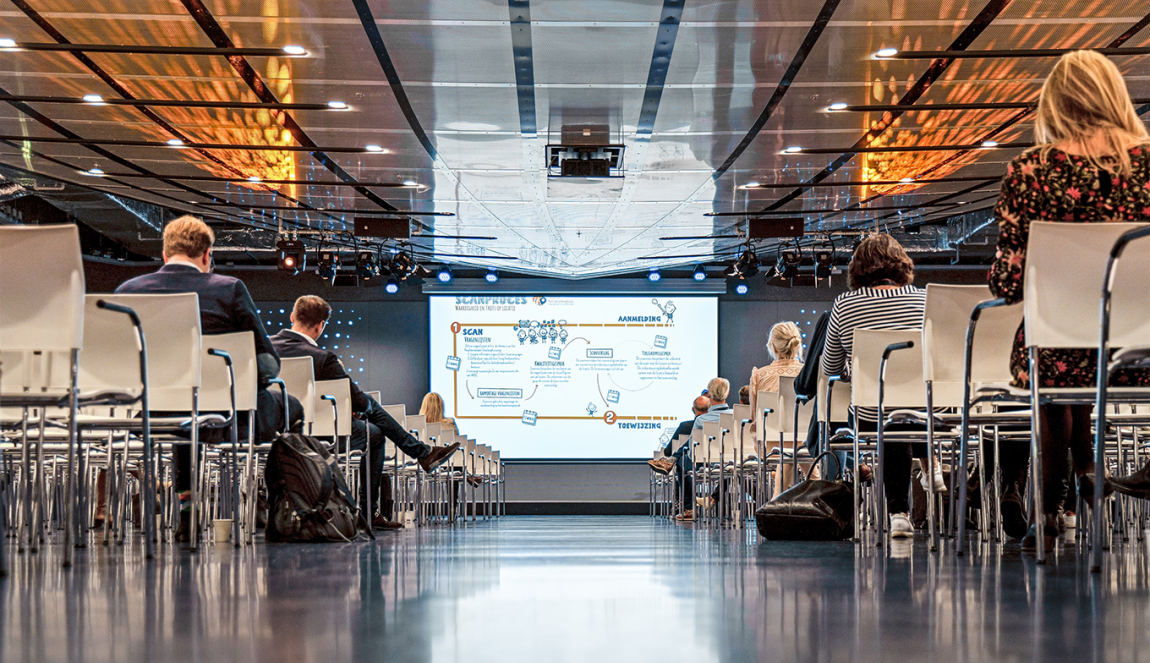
277, 357, 316, 433
1024, 221, 1150, 566
778, 376, 816, 491
849, 328, 930, 545
0, 225, 85, 568
313, 378, 353, 472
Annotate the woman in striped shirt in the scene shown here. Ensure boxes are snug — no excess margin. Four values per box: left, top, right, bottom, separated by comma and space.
820, 234, 929, 539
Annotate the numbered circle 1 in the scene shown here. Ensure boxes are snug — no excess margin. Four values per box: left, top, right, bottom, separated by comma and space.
603, 410, 617, 425
450, 322, 462, 334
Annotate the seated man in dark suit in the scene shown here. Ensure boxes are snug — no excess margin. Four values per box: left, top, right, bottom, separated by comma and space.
115, 215, 304, 537
271, 295, 459, 530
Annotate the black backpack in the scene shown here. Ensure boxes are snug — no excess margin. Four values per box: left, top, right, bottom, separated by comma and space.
264, 433, 368, 542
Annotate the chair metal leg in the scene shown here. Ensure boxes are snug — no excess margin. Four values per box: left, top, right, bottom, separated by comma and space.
63, 349, 80, 568
1028, 347, 1047, 565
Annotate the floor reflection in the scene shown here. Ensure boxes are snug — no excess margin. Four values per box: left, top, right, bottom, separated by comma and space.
2, 517, 1150, 662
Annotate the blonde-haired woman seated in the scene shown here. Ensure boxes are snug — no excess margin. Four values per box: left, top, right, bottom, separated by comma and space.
420, 392, 457, 433
748, 322, 809, 494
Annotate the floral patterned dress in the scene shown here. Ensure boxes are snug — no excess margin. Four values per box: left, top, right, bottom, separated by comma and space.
988, 145, 1150, 389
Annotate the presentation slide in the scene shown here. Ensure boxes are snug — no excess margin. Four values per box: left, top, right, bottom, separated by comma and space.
429, 295, 718, 459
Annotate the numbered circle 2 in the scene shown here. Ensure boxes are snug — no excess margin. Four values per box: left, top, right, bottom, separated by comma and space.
603, 411, 617, 425
450, 322, 462, 334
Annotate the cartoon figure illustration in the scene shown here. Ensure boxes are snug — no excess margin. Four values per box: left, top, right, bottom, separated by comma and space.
548, 327, 558, 344
586, 402, 597, 417
517, 329, 528, 344
652, 298, 676, 323
529, 328, 539, 344
559, 328, 568, 343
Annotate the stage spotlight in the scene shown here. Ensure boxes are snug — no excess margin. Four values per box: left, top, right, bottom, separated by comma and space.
734, 278, 749, 296
437, 265, 453, 283
648, 268, 661, 282
355, 251, 379, 280
737, 249, 759, 278
413, 263, 434, 279
276, 239, 305, 275
317, 250, 339, 283
389, 252, 413, 280
693, 264, 706, 281
776, 249, 801, 280
384, 277, 399, 294
815, 249, 833, 279
485, 268, 499, 283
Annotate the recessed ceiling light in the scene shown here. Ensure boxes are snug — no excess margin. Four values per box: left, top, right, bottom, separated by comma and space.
82, 167, 104, 177
783, 146, 803, 154
247, 175, 262, 183
402, 180, 419, 187
828, 102, 849, 111
326, 100, 348, 110
0, 38, 16, 48
166, 138, 185, 147
364, 144, 387, 153
899, 177, 915, 183
980, 140, 999, 148
742, 181, 761, 189
875, 48, 899, 58
82, 94, 105, 105
282, 45, 307, 56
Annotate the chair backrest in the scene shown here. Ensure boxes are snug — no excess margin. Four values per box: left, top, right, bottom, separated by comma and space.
850, 328, 925, 409
1025, 221, 1150, 349
778, 377, 815, 436
313, 378, 352, 437
81, 293, 202, 411
278, 356, 316, 426
754, 390, 781, 442
817, 373, 851, 424
922, 284, 992, 384
969, 301, 1024, 385
0, 225, 85, 352
702, 420, 722, 461
730, 404, 754, 455
406, 414, 426, 442
381, 403, 405, 427
200, 332, 259, 412
366, 390, 381, 402
426, 422, 442, 444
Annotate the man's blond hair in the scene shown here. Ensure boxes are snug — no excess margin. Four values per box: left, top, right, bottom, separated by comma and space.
163, 215, 214, 259
707, 377, 730, 403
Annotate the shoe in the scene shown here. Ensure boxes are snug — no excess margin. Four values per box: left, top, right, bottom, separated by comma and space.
1021, 514, 1059, 553
1061, 511, 1077, 530
916, 460, 948, 494
1111, 460, 1150, 499
419, 442, 461, 473
91, 505, 108, 530
890, 512, 914, 539
857, 463, 874, 483
647, 459, 674, 475
999, 482, 1029, 541
371, 515, 404, 531
1078, 471, 1115, 508
674, 510, 694, 522
696, 496, 714, 511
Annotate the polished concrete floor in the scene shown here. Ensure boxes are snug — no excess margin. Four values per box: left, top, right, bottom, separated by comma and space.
3, 516, 1150, 662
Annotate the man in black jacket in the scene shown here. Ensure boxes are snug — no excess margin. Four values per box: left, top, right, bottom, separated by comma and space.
116, 215, 304, 538
272, 295, 459, 529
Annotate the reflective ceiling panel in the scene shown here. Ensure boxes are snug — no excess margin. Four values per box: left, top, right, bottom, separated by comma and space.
1, 0, 1148, 276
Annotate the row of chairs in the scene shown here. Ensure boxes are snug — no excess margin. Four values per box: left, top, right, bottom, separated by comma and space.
0, 224, 505, 575
651, 222, 1150, 571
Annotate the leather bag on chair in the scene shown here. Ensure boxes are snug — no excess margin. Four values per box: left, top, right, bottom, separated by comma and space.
755, 451, 854, 541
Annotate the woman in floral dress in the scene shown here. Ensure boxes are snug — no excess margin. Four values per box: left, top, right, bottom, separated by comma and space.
988, 50, 1150, 551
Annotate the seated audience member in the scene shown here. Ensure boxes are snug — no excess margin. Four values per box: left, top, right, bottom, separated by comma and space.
738, 386, 750, 406
748, 322, 810, 494
271, 295, 460, 530
420, 392, 457, 434
648, 396, 710, 516
988, 50, 1150, 551
115, 215, 303, 539
681, 378, 733, 521
795, 310, 861, 483
819, 233, 937, 540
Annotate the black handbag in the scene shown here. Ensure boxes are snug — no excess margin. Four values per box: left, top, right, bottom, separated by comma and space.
754, 451, 854, 541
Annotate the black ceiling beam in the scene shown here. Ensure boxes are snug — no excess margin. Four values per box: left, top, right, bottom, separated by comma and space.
91, 171, 420, 187
0, 94, 341, 112
0, 42, 307, 57
787, 142, 1030, 155
0, 134, 390, 154
192, 202, 451, 216
878, 46, 1150, 60
829, 99, 1150, 112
